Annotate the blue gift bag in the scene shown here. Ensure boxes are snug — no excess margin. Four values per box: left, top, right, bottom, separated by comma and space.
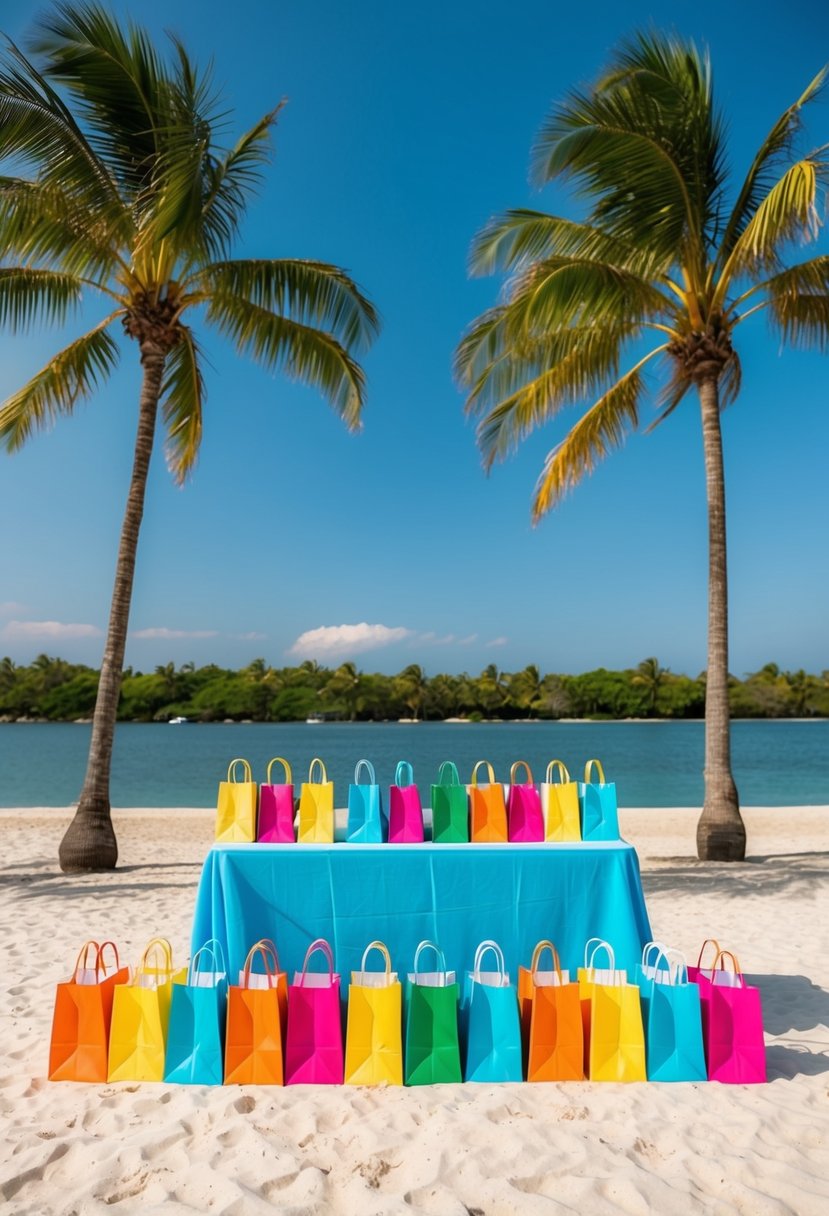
347, 759, 386, 843
164, 940, 227, 1085
462, 941, 522, 1083
638, 944, 706, 1082
578, 758, 620, 841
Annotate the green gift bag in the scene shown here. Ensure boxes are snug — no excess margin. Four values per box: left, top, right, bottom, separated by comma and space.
405, 942, 462, 1085
430, 761, 469, 843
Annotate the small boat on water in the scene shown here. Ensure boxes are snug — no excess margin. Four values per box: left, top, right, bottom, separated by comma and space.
169, 715, 189, 725
306, 713, 325, 725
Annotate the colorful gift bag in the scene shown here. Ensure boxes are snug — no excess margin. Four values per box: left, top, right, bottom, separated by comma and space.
225, 940, 287, 1084
540, 760, 581, 842
518, 941, 584, 1081
344, 941, 403, 1085
388, 761, 424, 843
463, 941, 522, 1082
258, 757, 295, 843
346, 759, 386, 843
297, 758, 334, 843
507, 761, 544, 842
108, 938, 186, 1082
703, 952, 766, 1083
405, 941, 462, 1085
468, 761, 508, 843
637, 944, 706, 1082
430, 761, 469, 843
578, 759, 620, 842
164, 939, 227, 1085
215, 758, 258, 843
578, 939, 646, 1082
285, 939, 343, 1085
49, 941, 128, 1082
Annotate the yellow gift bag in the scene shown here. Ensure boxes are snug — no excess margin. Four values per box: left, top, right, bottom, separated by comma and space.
541, 760, 581, 842
215, 758, 257, 842
297, 758, 334, 843
108, 938, 187, 1082
578, 939, 646, 1082
344, 941, 403, 1085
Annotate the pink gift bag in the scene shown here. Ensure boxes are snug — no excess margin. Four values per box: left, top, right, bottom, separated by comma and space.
285, 939, 343, 1085
702, 951, 766, 1083
507, 761, 544, 842
388, 761, 424, 843
258, 758, 295, 843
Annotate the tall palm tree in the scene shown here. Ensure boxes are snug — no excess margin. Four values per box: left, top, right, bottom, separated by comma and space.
632, 657, 668, 716
0, 4, 379, 871
456, 32, 828, 860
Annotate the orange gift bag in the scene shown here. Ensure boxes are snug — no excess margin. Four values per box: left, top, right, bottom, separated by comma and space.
468, 761, 508, 842
518, 941, 584, 1081
49, 941, 128, 1082
224, 940, 288, 1084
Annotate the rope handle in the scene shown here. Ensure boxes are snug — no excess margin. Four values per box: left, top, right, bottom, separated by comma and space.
227, 758, 252, 783
394, 760, 414, 787
308, 757, 328, 784
510, 760, 533, 785
298, 938, 335, 986
137, 937, 174, 977
266, 757, 292, 786
531, 939, 563, 979
470, 760, 495, 786
189, 938, 226, 984
584, 759, 606, 785
714, 949, 744, 984
666, 948, 689, 984
353, 759, 376, 785
96, 941, 120, 975
437, 760, 460, 787
695, 938, 721, 969
360, 940, 392, 975
545, 760, 570, 785
413, 940, 448, 984
641, 940, 670, 968
584, 938, 615, 973
71, 940, 99, 980
242, 940, 279, 987
473, 939, 506, 978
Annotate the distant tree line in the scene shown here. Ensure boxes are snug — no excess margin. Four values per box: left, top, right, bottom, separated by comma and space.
1, 656, 827, 723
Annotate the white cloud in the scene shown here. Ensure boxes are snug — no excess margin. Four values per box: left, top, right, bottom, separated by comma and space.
132, 627, 219, 640
420, 632, 456, 646
0, 602, 27, 618
459, 634, 478, 645
485, 636, 509, 648
0, 619, 101, 640
235, 631, 267, 642
288, 622, 414, 659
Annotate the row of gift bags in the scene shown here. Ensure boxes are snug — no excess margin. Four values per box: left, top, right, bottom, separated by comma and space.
216, 756, 620, 844
49, 934, 765, 1085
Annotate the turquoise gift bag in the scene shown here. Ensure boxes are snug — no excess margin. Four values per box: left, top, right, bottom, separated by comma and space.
164, 940, 227, 1085
578, 758, 620, 841
347, 759, 386, 843
637, 944, 706, 1082
462, 941, 522, 1082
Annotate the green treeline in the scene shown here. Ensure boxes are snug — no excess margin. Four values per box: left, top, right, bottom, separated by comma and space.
1, 655, 827, 723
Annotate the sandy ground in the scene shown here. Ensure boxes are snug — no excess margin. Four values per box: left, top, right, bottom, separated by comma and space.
1, 805, 827, 1215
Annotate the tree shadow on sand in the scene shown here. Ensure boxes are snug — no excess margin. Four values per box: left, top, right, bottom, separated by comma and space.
641, 852, 829, 900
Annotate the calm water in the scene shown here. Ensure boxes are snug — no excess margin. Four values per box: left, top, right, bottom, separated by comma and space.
1, 720, 828, 807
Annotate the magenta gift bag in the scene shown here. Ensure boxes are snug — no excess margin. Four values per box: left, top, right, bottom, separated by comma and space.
258, 758, 295, 843
702, 952, 766, 1083
285, 939, 343, 1085
388, 761, 424, 843
507, 761, 544, 842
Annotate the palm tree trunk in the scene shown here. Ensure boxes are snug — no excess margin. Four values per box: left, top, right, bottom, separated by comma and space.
59, 345, 167, 872
695, 374, 746, 861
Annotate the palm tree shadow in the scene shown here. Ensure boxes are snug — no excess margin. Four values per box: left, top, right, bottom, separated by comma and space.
642, 852, 829, 900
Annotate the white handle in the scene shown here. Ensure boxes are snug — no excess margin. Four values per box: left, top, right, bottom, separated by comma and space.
585, 939, 615, 972
360, 940, 391, 975
299, 938, 334, 985
413, 940, 447, 984
473, 939, 505, 978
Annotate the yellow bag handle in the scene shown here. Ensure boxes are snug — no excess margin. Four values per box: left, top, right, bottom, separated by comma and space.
227, 758, 252, 783
695, 938, 721, 970
72, 940, 99, 979
584, 758, 606, 785
545, 760, 570, 785
471, 760, 495, 786
308, 757, 328, 784
266, 757, 292, 785
137, 937, 173, 978
510, 760, 533, 785
360, 940, 392, 975
531, 939, 563, 980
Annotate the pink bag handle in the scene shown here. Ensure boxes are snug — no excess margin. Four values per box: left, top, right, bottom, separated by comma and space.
509, 760, 533, 786
298, 938, 335, 985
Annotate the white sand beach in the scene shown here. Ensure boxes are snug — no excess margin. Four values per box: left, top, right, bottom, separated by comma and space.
1, 806, 827, 1215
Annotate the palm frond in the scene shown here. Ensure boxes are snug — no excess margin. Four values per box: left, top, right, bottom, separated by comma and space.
504, 255, 673, 333
206, 294, 366, 429
454, 305, 509, 388
531, 349, 663, 520
0, 267, 83, 330
0, 176, 125, 279
161, 325, 204, 481
468, 210, 664, 278
199, 258, 379, 351
199, 107, 282, 262
0, 314, 121, 450
769, 290, 829, 351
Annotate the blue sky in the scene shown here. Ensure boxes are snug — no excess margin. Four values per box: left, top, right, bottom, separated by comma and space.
1, 0, 828, 678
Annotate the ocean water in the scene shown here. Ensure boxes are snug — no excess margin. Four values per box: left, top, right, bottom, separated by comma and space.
1, 719, 828, 808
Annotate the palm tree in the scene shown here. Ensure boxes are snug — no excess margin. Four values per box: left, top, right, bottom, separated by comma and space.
456, 32, 828, 860
394, 663, 429, 720
632, 657, 668, 716
508, 663, 544, 716
0, 5, 378, 871
324, 661, 363, 721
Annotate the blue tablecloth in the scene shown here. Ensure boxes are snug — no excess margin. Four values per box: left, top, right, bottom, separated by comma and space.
190, 842, 652, 980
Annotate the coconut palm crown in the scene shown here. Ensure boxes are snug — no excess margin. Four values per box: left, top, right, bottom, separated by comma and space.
456, 33, 828, 860
0, 3, 379, 870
